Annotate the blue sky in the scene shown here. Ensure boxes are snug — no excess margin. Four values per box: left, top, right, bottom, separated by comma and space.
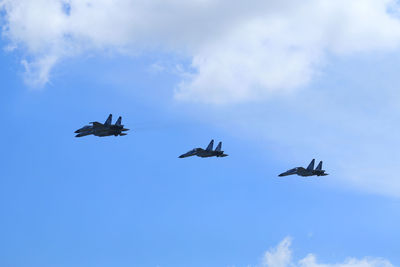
1, 1, 400, 267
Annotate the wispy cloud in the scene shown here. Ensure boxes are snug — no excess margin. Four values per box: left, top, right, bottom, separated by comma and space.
260, 237, 393, 267
1, 0, 400, 100
193, 57, 400, 198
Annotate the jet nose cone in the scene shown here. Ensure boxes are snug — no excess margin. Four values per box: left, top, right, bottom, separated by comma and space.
74, 129, 80, 133
278, 173, 285, 177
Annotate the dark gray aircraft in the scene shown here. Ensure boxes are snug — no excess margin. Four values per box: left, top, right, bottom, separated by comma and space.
278, 159, 328, 177
179, 140, 228, 158
75, 114, 129, 137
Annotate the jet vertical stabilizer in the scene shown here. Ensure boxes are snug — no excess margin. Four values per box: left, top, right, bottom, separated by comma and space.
104, 114, 112, 125
215, 142, 222, 152
316, 161, 323, 171
306, 159, 315, 171
206, 140, 214, 151
115, 116, 122, 126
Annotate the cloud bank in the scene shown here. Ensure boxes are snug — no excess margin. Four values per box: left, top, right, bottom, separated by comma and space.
261, 237, 393, 267
3, 1, 400, 198
2, 0, 400, 102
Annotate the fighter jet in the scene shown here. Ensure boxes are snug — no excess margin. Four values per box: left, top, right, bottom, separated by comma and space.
179, 140, 228, 158
75, 114, 129, 137
278, 159, 328, 177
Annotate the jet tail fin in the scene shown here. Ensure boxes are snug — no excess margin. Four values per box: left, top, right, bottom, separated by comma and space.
316, 161, 323, 171
307, 159, 315, 171
215, 142, 222, 152
115, 116, 122, 126
206, 139, 214, 151
104, 114, 112, 125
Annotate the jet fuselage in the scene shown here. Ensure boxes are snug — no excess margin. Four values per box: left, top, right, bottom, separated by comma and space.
179, 148, 226, 158
75, 126, 127, 137
278, 167, 314, 177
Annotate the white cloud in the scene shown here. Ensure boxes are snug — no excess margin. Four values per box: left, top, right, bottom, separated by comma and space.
1, 0, 400, 98
260, 237, 394, 267
262, 237, 292, 267
3, 0, 400, 198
